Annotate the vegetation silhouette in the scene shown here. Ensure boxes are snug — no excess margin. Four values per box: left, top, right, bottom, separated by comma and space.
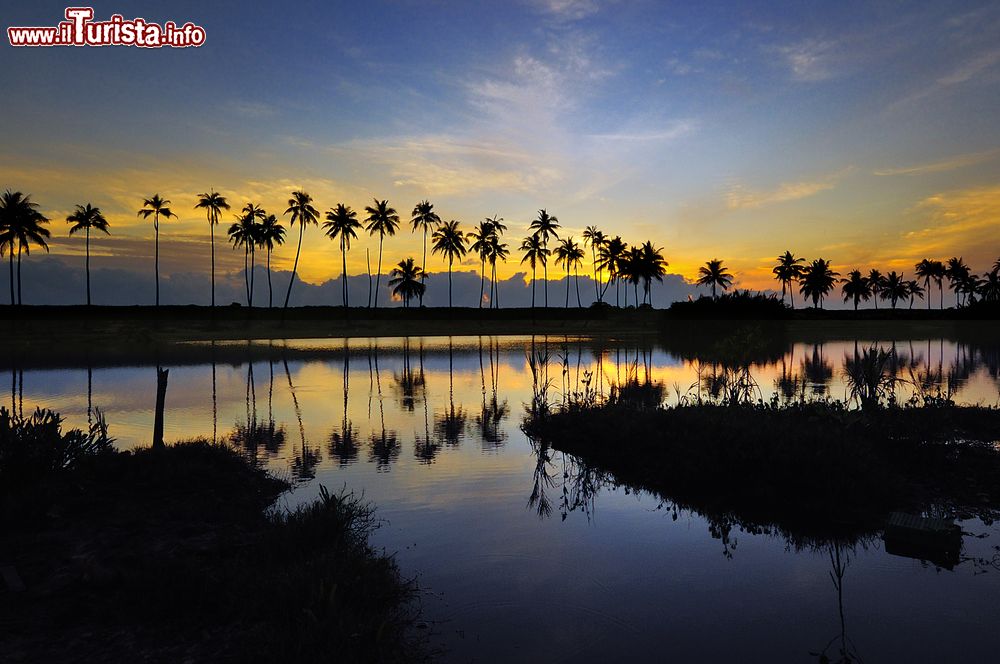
194, 190, 230, 307
66, 203, 110, 306
409, 200, 441, 307
323, 203, 362, 307
364, 198, 401, 309
282, 190, 319, 309
136, 194, 174, 307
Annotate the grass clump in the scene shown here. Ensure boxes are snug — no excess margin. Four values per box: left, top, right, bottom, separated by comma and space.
1, 412, 426, 663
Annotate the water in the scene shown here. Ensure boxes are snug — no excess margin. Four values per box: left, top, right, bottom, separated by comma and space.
8, 332, 1000, 662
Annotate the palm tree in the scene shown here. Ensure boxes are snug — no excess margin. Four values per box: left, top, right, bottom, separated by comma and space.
283, 190, 319, 309
772, 251, 805, 307
364, 199, 401, 308
410, 200, 441, 307
323, 203, 362, 307
388, 257, 426, 307
696, 259, 733, 299
520, 233, 548, 308
879, 271, 908, 309
621, 246, 643, 306
257, 214, 286, 308
639, 241, 668, 306
228, 206, 263, 307
528, 209, 560, 307
431, 220, 467, 307
914, 259, 938, 311
554, 236, 585, 307
582, 226, 606, 302
195, 190, 230, 307
906, 280, 925, 309
867, 269, 885, 310
945, 257, 970, 307
0, 191, 49, 306
596, 236, 626, 306
487, 234, 510, 308
469, 218, 497, 308
66, 203, 110, 306
840, 269, 871, 311
800, 258, 839, 308
137, 194, 175, 306
978, 269, 1000, 303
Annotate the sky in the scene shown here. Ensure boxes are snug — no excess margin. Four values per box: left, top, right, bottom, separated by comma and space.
2, 0, 1000, 306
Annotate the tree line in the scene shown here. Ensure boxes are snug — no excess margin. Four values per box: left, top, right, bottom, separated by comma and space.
1, 188, 997, 309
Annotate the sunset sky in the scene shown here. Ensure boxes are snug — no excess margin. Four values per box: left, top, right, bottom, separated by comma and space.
3, 0, 1000, 300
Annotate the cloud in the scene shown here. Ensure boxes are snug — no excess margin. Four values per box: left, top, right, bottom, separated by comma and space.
893, 184, 1000, 264
873, 148, 1000, 176
888, 48, 1000, 110
229, 100, 277, 118
589, 120, 697, 142
778, 39, 841, 82
530, 0, 601, 21
725, 170, 849, 210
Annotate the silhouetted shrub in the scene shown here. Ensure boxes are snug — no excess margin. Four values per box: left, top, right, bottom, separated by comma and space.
668, 290, 791, 319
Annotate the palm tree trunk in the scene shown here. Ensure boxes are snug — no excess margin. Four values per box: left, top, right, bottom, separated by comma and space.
85, 227, 91, 306
283, 223, 304, 309
374, 236, 384, 309
479, 258, 485, 308
267, 248, 273, 308
575, 267, 582, 307
211, 217, 216, 307
342, 240, 349, 307
16, 246, 22, 306
565, 266, 570, 307
448, 257, 453, 307
249, 247, 255, 308
789, 283, 795, 308
154, 213, 159, 307
8, 252, 14, 306
243, 247, 249, 305
366, 249, 372, 308
420, 228, 427, 307
592, 248, 599, 301
531, 266, 536, 308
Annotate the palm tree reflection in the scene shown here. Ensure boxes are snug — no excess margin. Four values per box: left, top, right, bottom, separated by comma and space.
434, 338, 467, 447
476, 336, 509, 450
330, 341, 360, 467
414, 340, 440, 464
285, 356, 319, 482
367, 341, 399, 471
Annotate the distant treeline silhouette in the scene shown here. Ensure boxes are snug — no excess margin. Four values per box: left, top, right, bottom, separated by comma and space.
2, 189, 998, 309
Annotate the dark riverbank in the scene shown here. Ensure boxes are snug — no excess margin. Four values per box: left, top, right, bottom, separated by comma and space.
524, 398, 1000, 547
1, 304, 999, 370
0, 412, 425, 663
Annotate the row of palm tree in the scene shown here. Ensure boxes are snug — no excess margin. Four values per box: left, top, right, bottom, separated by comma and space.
771, 251, 1000, 310
6, 188, 1000, 309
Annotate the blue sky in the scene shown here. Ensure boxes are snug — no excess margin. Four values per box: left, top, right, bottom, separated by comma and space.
2, 0, 999, 297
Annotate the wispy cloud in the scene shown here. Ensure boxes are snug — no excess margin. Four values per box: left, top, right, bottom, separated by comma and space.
529, 0, 601, 21
874, 148, 1000, 176
589, 120, 697, 142
778, 39, 841, 82
725, 169, 850, 210
888, 48, 1000, 110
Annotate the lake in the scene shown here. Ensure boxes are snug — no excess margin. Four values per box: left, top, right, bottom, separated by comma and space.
8, 331, 1000, 662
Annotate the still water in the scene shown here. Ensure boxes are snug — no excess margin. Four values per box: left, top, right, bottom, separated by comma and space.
9, 333, 1000, 662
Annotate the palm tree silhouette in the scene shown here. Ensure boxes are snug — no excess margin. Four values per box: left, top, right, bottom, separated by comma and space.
469, 218, 496, 308
228, 204, 264, 307
800, 258, 839, 308
772, 251, 805, 308
696, 259, 733, 299
528, 209, 560, 307
0, 192, 51, 306
866, 268, 885, 310
282, 190, 319, 309
431, 220, 467, 307
194, 190, 230, 307
638, 241, 668, 305
945, 257, 970, 307
66, 203, 110, 306
596, 236, 626, 306
323, 203, 362, 307
487, 232, 510, 308
520, 233, 548, 309
410, 200, 441, 307
879, 271, 908, 309
364, 199, 401, 308
582, 226, 606, 302
137, 194, 175, 307
554, 236, 585, 307
914, 259, 938, 311
906, 279, 924, 309
388, 257, 426, 307
840, 269, 871, 311
257, 213, 286, 308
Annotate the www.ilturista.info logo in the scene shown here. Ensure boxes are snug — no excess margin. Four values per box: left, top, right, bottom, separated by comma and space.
7, 7, 205, 48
